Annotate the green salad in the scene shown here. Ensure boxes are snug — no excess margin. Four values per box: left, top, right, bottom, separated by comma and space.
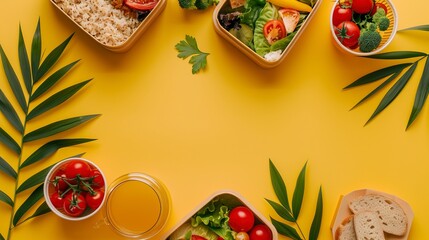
218, 0, 311, 62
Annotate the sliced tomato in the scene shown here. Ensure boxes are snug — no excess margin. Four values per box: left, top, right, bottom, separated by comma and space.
263, 20, 287, 45
124, 0, 158, 10
278, 8, 300, 33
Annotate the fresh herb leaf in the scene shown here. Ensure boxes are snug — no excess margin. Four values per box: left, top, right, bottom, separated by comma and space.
408, 57, 429, 128
0, 190, 13, 207
309, 187, 323, 240
175, 35, 209, 74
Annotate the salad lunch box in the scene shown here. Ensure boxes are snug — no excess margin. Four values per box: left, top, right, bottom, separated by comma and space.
163, 190, 279, 240
213, 0, 322, 68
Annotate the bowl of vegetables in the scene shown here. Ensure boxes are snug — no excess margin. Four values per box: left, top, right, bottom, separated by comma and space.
330, 0, 398, 56
44, 158, 107, 221
163, 190, 278, 240
213, 0, 322, 68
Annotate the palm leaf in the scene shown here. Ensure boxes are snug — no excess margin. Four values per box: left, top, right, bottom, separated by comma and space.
18, 24, 32, 94
364, 51, 427, 60
19, 201, 51, 225
0, 190, 13, 206
31, 19, 41, 80
265, 198, 295, 222
33, 33, 74, 83
292, 162, 306, 218
26, 79, 92, 121
344, 63, 412, 89
308, 187, 323, 240
0, 45, 27, 113
271, 217, 302, 240
0, 90, 24, 133
30, 60, 80, 101
20, 138, 96, 169
399, 24, 429, 32
269, 159, 291, 212
366, 63, 418, 124
13, 184, 44, 226
407, 58, 429, 128
16, 153, 85, 193
0, 127, 21, 154
0, 156, 17, 179
0, 232, 4, 240
23, 114, 100, 142
350, 72, 400, 110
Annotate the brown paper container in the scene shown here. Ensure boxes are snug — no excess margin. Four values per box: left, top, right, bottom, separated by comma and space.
212, 0, 322, 68
162, 190, 278, 239
50, 0, 166, 53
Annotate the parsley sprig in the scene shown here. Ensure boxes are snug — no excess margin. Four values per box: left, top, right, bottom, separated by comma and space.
175, 35, 209, 74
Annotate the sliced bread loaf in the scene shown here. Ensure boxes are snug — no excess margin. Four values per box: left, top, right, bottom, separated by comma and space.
335, 215, 357, 240
348, 194, 407, 236
353, 211, 385, 240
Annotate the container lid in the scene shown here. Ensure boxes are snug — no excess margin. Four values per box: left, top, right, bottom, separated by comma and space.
103, 172, 171, 239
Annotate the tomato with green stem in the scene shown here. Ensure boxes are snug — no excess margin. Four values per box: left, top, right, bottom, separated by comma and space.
63, 192, 87, 217
85, 189, 104, 210
335, 20, 360, 48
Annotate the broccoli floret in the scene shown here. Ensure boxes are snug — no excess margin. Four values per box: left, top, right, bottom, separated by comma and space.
372, 8, 390, 31
178, 0, 218, 9
358, 23, 382, 52
178, 0, 197, 9
195, 0, 218, 9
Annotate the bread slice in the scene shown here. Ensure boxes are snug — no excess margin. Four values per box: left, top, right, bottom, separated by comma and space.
335, 215, 357, 240
354, 211, 385, 240
349, 194, 407, 236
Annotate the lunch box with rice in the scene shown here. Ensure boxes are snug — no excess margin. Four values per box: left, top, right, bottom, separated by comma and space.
50, 0, 166, 53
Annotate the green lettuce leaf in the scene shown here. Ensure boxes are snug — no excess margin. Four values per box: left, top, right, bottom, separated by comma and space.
254, 2, 279, 56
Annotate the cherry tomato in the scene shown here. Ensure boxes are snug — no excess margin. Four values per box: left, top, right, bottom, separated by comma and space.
63, 192, 87, 217
335, 20, 360, 48
228, 206, 255, 232
236, 232, 250, 240
49, 192, 65, 209
332, 2, 352, 26
90, 169, 105, 189
191, 235, 207, 240
85, 189, 104, 210
351, 0, 373, 14
249, 224, 272, 240
370, 2, 388, 15
263, 20, 287, 45
51, 169, 68, 192
64, 159, 92, 179
124, 0, 158, 10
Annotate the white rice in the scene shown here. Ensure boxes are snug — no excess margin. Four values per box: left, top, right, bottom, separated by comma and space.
53, 0, 140, 46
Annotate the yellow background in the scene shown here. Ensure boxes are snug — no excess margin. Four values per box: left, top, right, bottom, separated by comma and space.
0, 0, 428, 239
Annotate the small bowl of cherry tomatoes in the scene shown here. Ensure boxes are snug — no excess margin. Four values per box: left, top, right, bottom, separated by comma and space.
43, 158, 107, 221
330, 0, 398, 56
163, 190, 278, 240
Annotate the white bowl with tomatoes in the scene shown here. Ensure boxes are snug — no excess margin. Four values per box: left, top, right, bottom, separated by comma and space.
163, 190, 278, 240
44, 158, 107, 221
330, 0, 398, 56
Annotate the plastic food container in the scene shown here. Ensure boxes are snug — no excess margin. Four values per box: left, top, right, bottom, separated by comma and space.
50, 0, 167, 52
213, 0, 322, 68
44, 158, 108, 221
331, 189, 414, 240
330, 0, 398, 56
163, 190, 278, 240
